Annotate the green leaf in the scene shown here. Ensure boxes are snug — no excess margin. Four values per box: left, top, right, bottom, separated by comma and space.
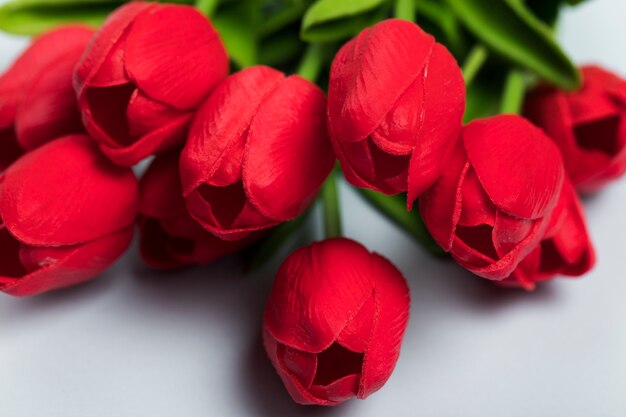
445, 0, 581, 90
301, 0, 387, 43
213, 1, 259, 68
0, 0, 121, 36
416, 0, 466, 56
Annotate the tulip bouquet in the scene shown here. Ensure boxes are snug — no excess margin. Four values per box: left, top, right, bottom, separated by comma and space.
0, 0, 624, 407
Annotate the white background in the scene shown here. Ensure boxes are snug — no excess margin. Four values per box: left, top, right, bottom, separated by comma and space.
1, 1, 626, 416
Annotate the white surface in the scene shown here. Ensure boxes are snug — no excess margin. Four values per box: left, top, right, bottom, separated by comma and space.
1, 1, 626, 416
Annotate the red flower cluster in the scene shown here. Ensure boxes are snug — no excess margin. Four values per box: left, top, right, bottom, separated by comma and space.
0, 4, 616, 407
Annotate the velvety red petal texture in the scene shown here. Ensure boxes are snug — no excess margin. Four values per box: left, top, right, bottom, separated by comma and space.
263, 238, 410, 406
327, 19, 464, 201
138, 153, 258, 269
243, 75, 334, 221
1, 227, 133, 297
0, 135, 138, 246
124, 4, 228, 110
181, 66, 332, 239
181, 66, 285, 193
0, 26, 93, 168
499, 180, 596, 290
524, 65, 626, 192
463, 115, 564, 220
74, 2, 228, 166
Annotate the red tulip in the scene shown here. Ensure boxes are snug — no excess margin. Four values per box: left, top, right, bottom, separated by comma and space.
498, 180, 595, 290
525, 66, 626, 192
419, 115, 565, 280
139, 152, 260, 269
74, 2, 229, 166
180, 66, 334, 241
327, 19, 465, 206
0, 135, 138, 296
0, 26, 94, 171
263, 238, 410, 406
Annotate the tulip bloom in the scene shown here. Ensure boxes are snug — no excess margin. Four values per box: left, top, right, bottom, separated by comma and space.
263, 238, 410, 406
499, 180, 595, 290
0, 26, 93, 171
139, 153, 259, 269
327, 19, 465, 206
525, 66, 626, 192
0, 135, 138, 296
74, 2, 229, 166
420, 115, 565, 280
180, 66, 334, 241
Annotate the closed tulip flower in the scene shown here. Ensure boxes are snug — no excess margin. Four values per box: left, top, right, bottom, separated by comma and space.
0, 135, 138, 296
525, 66, 626, 192
327, 19, 465, 206
139, 152, 260, 269
74, 2, 228, 166
419, 115, 565, 280
263, 238, 410, 406
0, 26, 94, 171
180, 66, 335, 241
498, 180, 595, 290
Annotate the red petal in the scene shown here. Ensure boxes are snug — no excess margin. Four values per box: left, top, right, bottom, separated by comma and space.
124, 4, 228, 110
180, 66, 284, 193
15, 53, 85, 151
264, 238, 374, 353
492, 212, 535, 259
74, 2, 154, 93
463, 115, 564, 219
244, 75, 334, 221
358, 252, 409, 399
327, 19, 435, 144
139, 153, 186, 219
0, 135, 138, 246
0, 129, 22, 172
309, 374, 360, 404
419, 142, 469, 251
457, 168, 496, 227
1, 227, 133, 296
407, 43, 465, 205
127, 90, 188, 139
1, 26, 93, 128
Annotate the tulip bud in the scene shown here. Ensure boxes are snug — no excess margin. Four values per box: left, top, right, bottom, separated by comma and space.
263, 238, 410, 406
419, 115, 565, 280
0, 135, 138, 296
74, 2, 229, 166
498, 180, 596, 290
180, 65, 335, 241
0, 26, 94, 171
327, 19, 465, 206
138, 152, 260, 269
525, 66, 626, 193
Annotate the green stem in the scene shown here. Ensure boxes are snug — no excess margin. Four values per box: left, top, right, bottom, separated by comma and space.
296, 43, 326, 82
357, 189, 444, 256
321, 169, 342, 239
462, 45, 488, 87
500, 70, 527, 114
395, 0, 415, 21
195, 0, 219, 17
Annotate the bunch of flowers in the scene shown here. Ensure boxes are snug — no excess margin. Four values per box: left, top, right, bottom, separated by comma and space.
0, 0, 624, 407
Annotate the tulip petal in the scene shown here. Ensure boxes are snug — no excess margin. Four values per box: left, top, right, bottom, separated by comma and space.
125, 5, 228, 110
463, 115, 564, 219
327, 19, 435, 144
419, 142, 469, 251
139, 153, 186, 219
457, 168, 496, 227
0, 129, 22, 172
0, 224, 27, 279
15, 55, 85, 151
0, 135, 138, 246
74, 2, 154, 93
264, 238, 374, 353
181, 66, 284, 193
1, 26, 94, 128
1, 227, 133, 296
127, 90, 188, 139
337, 293, 375, 353
244, 75, 334, 221
407, 43, 465, 205
359, 252, 409, 398
309, 374, 360, 404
